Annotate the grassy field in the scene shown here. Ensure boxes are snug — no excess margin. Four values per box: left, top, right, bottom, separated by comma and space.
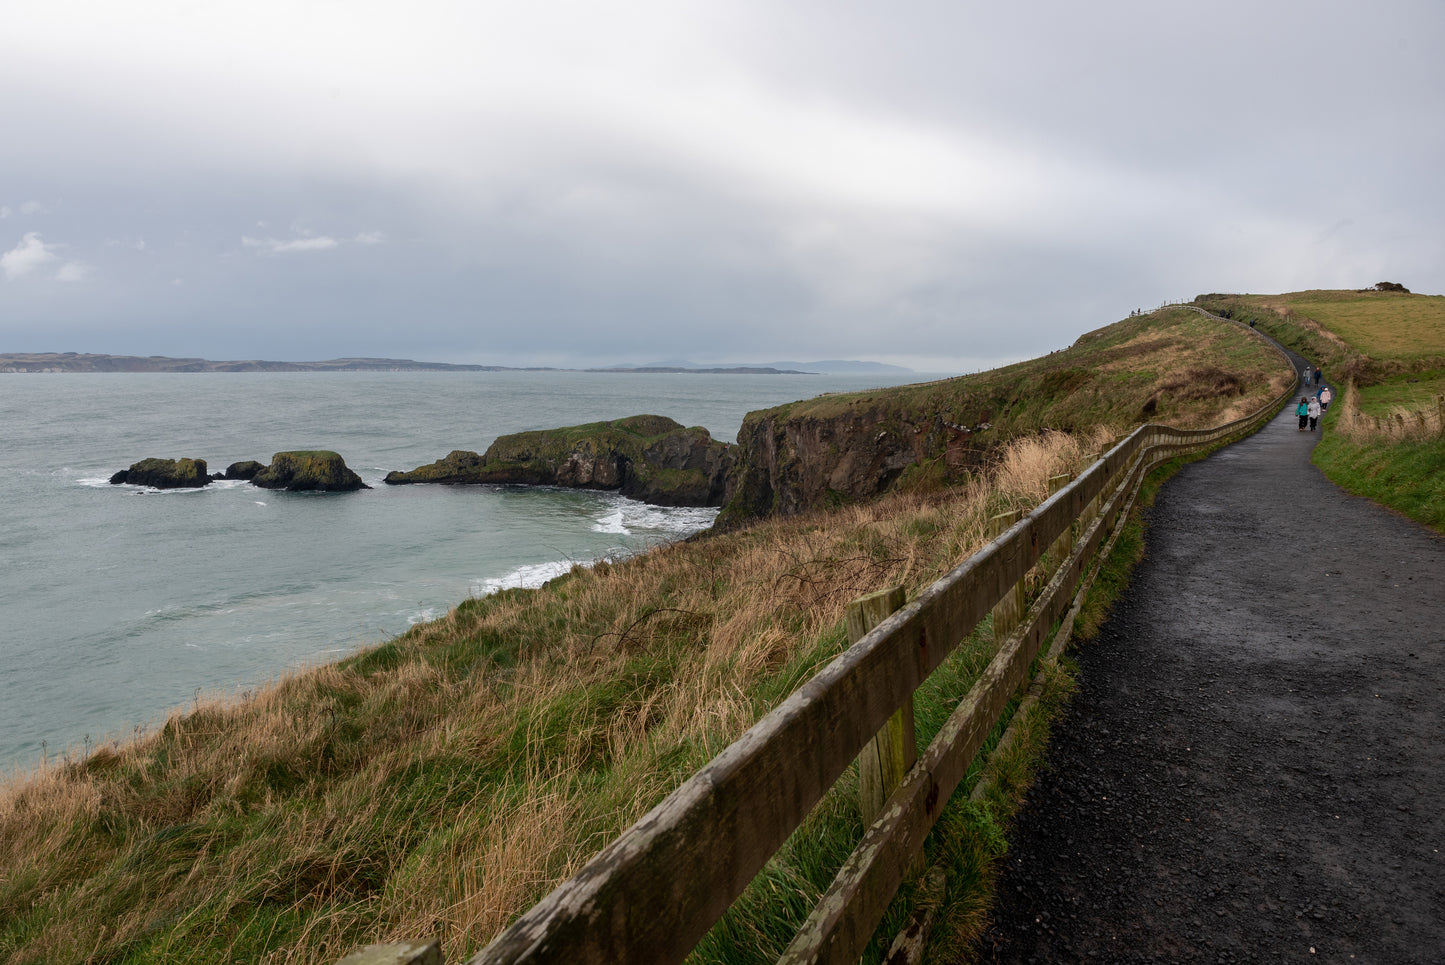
1195, 288, 1445, 535
0, 310, 1290, 965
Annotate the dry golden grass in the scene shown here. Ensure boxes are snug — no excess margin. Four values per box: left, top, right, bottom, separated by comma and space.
1332, 380, 1445, 443
0, 431, 1113, 965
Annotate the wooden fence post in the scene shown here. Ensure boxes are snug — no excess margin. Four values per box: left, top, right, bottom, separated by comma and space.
1047, 473, 1074, 566
847, 586, 912, 827
336, 942, 442, 965
988, 510, 1026, 644
1438, 395, 1444, 437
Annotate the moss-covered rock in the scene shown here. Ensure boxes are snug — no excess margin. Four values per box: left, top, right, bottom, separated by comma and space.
384, 415, 732, 506
251, 451, 368, 491
223, 460, 265, 481
109, 457, 212, 489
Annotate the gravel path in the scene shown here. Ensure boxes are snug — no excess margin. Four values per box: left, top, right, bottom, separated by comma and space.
977, 366, 1445, 964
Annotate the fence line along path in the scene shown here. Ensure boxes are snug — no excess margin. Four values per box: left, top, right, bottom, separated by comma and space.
338, 317, 1296, 965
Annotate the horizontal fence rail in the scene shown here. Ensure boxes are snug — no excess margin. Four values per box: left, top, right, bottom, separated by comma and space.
339, 317, 1297, 965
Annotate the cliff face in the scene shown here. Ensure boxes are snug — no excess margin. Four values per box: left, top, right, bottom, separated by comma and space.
385, 415, 734, 507
718, 402, 986, 526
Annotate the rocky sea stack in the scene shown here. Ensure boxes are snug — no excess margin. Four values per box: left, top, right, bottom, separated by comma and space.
109, 457, 212, 489
223, 460, 265, 481
251, 451, 369, 491
385, 415, 732, 506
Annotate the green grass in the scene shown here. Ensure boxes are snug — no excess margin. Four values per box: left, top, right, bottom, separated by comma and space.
1274, 290, 1445, 362
1313, 432, 1445, 534
1349, 370, 1445, 416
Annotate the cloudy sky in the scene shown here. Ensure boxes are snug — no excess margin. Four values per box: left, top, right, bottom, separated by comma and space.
2, 1, 1441, 371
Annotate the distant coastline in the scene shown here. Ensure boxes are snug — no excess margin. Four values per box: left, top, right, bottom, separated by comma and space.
0, 352, 905, 375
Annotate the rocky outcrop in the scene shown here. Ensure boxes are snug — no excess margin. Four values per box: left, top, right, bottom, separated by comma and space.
716, 406, 941, 527
251, 451, 369, 491
223, 460, 265, 481
385, 415, 733, 507
713, 387, 1005, 530
109, 457, 212, 489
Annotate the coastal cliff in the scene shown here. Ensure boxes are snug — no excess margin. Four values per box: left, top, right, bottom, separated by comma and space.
716, 309, 1279, 528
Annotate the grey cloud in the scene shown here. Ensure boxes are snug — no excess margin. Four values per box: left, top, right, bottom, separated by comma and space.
0, 1, 1441, 368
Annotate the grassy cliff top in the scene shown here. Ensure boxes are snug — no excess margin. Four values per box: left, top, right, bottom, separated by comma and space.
744, 307, 1289, 438
1203, 289, 1445, 362
484, 415, 710, 456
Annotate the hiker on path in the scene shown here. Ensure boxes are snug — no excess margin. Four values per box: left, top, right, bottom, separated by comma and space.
1308, 397, 1322, 431
1320, 385, 1333, 412
1297, 397, 1310, 431
1314, 367, 1323, 385
1301, 365, 1312, 386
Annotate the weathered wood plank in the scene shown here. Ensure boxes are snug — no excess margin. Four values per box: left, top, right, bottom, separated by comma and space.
337, 942, 443, 965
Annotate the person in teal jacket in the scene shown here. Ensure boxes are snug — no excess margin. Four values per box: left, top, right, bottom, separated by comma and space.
1297, 397, 1309, 431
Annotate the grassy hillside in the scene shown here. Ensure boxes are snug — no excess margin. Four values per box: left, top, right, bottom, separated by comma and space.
0, 310, 1290, 965
1195, 288, 1445, 533
719, 308, 1289, 525
755, 307, 1284, 436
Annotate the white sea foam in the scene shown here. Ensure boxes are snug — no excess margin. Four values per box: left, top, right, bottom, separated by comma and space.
471, 560, 578, 598
406, 607, 441, 626
592, 509, 630, 534
591, 493, 719, 534
78, 475, 250, 493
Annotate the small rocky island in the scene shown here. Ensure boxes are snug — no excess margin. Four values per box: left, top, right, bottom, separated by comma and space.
109, 457, 213, 489
110, 451, 368, 491
250, 451, 369, 491
385, 415, 733, 506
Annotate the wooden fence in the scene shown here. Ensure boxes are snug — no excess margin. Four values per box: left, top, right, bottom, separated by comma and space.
340, 332, 1297, 965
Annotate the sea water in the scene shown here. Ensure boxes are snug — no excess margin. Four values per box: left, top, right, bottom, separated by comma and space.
0, 370, 925, 773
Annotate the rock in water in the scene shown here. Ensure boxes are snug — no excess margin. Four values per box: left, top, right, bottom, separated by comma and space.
251, 451, 369, 491
109, 457, 212, 488
383, 415, 732, 506
381, 449, 488, 485
223, 460, 265, 481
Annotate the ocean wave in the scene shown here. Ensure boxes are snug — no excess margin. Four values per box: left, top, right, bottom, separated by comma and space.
591, 494, 719, 534
592, 509, 630, 534
77, 476, 251, 493
405, 606, 442, 626
470, 560, 579, 598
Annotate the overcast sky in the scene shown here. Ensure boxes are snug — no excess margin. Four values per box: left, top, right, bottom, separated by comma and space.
2, 1, 1441, 371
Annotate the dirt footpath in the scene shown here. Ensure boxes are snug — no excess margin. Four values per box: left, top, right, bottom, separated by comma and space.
978, 373, 1445, 964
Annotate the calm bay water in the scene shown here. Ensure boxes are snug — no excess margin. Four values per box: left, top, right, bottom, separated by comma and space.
0, 370, 925, 774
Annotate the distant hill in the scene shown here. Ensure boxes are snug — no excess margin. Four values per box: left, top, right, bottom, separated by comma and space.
763, 359, 913, 374
585, 365, 814, 375
619, 359, 913, 375
0, 353, 908, 375
0, 353, 539, 373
